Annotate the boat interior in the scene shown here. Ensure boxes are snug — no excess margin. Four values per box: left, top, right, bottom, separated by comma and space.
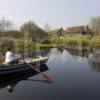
0, 56, 48, 67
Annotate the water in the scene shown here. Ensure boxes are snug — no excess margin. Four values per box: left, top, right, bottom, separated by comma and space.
0, 48, 100, 100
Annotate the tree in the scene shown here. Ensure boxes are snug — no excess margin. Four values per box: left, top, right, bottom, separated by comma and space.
20, 21, 49, 42
44, 23, 51, 32
89, 16, 100, 35
0, 17, 12, 31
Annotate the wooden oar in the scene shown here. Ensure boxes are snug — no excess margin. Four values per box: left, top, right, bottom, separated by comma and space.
23, 59, 53, 83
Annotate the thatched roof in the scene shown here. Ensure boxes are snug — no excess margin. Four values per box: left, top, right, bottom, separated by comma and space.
66, 26, 89, 33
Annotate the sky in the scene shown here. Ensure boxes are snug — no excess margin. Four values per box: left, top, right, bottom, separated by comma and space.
0, 0, 100, 29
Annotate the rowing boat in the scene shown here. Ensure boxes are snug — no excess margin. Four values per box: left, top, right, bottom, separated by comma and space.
0, 57, 48, 80
0, 64, 49, 93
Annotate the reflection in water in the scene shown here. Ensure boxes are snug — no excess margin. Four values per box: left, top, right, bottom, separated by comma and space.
7, 84, 16, 93
0, 64, 49, 93
51, 48, 100, 72
31, 48, 51, 58
67, 49, 91, 58
47, 48, 90, 70
63, 48, 100, 72
47, 48, 61, 62
56, 48, 91, 63
62, 50, 73, 63
26, 79, 53, 84
57, 47, 65, 52
88, 52, 100, 72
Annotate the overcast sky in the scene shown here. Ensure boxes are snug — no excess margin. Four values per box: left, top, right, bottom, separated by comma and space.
0, 0, 100, 29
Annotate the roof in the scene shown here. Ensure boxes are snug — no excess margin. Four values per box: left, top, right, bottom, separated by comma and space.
66, 26, 89, 33
56, 28, 66, 36
57, 28, 65, 33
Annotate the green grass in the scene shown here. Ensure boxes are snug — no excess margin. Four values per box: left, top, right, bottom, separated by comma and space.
51, 35, 100, 48
89, 36, 100, 47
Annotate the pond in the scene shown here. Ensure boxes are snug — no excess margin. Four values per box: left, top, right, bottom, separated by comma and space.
0, 48, 100, 100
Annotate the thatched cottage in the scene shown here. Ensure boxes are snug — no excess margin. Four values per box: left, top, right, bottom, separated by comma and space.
66, 25, 91, 35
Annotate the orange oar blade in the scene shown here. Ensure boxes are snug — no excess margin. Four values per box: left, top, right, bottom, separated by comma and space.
42, 74, 53, 83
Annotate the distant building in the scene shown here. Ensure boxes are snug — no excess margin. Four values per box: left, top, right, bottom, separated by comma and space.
66, 25, 91, 35
56, 28, 66, 36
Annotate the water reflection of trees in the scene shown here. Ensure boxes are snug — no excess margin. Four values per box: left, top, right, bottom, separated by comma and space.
88, 53, 100, 72
56, 47, 92, 58
65, 49, 91, 58
40, 48, 51, 56
27, 48, 51, 58
57, 47, 65, 53
90, 62, 100, 72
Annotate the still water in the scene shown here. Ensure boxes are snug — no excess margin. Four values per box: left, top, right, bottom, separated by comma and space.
0, 48, 100, 100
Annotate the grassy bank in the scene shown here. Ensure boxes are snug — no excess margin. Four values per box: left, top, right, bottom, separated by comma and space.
0, 35, 100, 55
52, 35, 100, 48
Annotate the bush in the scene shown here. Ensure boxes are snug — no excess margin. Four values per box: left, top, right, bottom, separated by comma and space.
0, 39, 15, 55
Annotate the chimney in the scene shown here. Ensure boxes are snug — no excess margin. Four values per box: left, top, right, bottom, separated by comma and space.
87, 25, 89, 30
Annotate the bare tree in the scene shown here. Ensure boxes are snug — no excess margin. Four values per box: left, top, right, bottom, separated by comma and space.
44, 23, 51, 32
89, 16, 100, 35
0, 17, 12, 31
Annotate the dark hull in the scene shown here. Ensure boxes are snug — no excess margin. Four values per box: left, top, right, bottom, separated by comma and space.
0, 64, 49, 90
0, 59, 48, 81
